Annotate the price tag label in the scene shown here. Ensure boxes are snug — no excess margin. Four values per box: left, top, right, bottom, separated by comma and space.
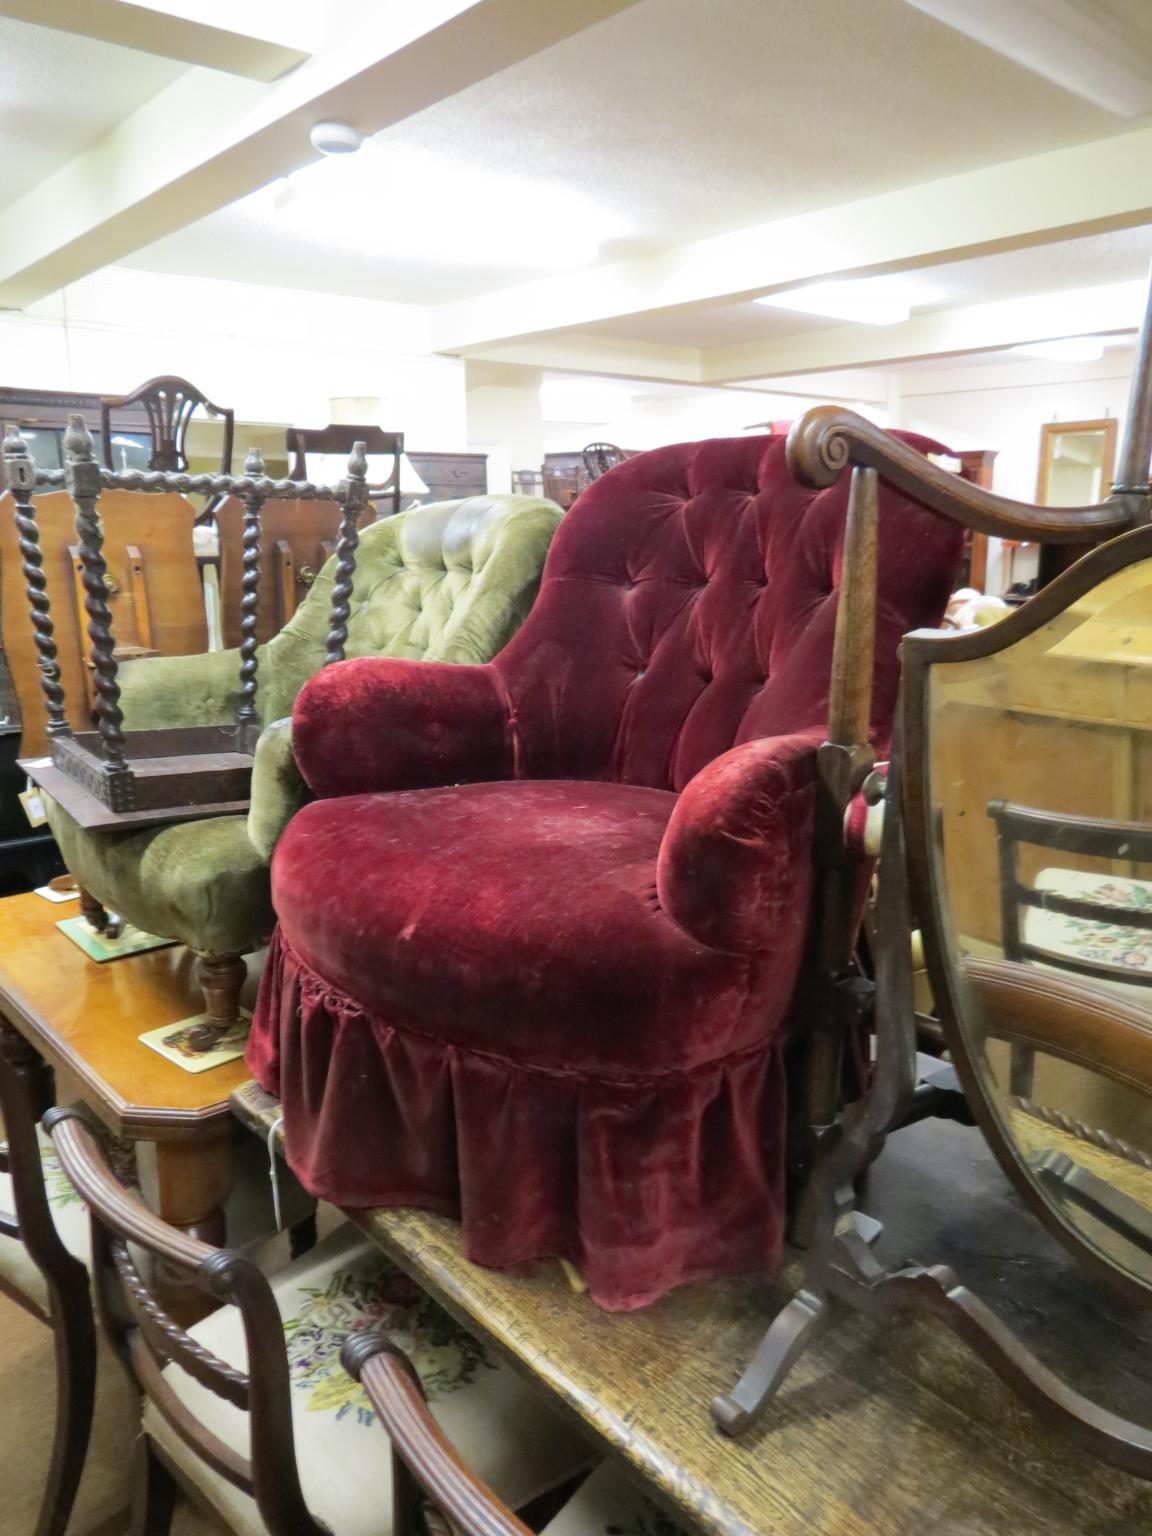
18, 787, 47, 827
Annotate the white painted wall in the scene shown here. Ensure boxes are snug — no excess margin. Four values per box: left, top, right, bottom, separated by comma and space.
895, 348, 1136, 593
3, 266, 468, 449
540, 380, 890, 456
896, 350, 1135, 503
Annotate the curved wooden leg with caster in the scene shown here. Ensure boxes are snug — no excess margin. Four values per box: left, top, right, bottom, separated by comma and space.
184, 953, 247, 1054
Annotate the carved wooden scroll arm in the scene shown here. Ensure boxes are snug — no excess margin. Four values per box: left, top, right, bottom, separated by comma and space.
787, 406, 1139, 544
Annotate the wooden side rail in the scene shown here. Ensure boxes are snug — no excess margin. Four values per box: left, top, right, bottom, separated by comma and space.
342, 1334, 532, 1536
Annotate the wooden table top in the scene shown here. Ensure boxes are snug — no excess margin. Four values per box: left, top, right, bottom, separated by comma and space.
0, 893, 258, 1139
232, 1079, 1152, 1536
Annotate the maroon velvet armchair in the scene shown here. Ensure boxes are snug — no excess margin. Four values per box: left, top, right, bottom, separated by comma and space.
248, 433, 962, 1310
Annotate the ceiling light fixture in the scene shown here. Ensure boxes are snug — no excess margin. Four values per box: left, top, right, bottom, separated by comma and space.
754, 277, 936, 327
903, 0, 1152, 119
309, 121, 364, 156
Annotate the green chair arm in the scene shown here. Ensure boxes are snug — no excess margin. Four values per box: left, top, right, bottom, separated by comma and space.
117, 648, 244, 731
247, 717, 311, 862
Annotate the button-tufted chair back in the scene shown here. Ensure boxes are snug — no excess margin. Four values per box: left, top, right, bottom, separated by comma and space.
493, 434, 963, 792
255, 494, 563, 723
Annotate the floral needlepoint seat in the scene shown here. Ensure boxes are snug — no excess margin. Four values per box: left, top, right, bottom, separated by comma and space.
143, 1223, 591, 1536
248, 432, 963, 1310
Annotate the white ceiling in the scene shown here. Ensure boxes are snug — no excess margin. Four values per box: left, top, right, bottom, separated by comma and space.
121, 0, 1125, 304
569, 227, 1152, 349
0, 16, 183, 207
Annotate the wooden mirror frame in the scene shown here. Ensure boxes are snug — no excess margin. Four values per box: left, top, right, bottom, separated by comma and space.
1036, 418, 1118, 506
712, 529, 1152, 1480
900, 521, 1152, 1314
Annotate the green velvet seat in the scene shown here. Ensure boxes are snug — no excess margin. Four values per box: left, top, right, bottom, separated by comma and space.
47, 494, 563, 1020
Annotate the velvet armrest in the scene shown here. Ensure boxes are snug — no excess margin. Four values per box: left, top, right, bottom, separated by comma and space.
116, 647, 242, 731
292, 655, 514, 798
246, 718, 311, 861
656, 730, 824, 954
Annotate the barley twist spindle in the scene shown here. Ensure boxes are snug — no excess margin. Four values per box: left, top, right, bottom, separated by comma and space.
325, 440, 368, 664
2, 426, 71, 737
64, 414, 129, 782
236, 448, 266, 735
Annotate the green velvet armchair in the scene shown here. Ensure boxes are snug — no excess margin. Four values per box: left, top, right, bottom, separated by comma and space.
47, 494, 563, 1028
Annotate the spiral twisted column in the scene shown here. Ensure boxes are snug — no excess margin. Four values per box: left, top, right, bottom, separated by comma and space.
236, 448, 267, 736
325, 441, 369, 665
2, 427, 71, 737
64, 415, 128, 780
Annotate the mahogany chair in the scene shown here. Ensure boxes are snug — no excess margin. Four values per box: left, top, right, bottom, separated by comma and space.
286, 426, 404, 518
100, 376, 234, 475
0, 1025, 96, 1536
45, 1107, 592, 1536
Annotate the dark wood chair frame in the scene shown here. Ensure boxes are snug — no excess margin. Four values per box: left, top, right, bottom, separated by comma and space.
966, 957, 1152, 1262
990, 800, 1152, 991
44, 1106, 530, 1536
989, 799, 1152, 1098
100, 377, 234, 477
0, 1024, 96, 1536
286, 425, 404, 518
342, 1334, 532, 1536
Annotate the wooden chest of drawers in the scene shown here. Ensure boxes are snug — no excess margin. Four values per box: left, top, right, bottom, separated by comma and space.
409, 451, 488, 504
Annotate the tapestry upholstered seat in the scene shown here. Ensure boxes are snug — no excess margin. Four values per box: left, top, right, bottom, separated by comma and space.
46, 495, 563, 1026
247, 434, 963, 1310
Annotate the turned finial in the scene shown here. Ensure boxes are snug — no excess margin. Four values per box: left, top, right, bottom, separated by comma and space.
64, 413, 95, 463
2, 423, 28, 462
347, 440, 368, 482
244, 446, 265, 478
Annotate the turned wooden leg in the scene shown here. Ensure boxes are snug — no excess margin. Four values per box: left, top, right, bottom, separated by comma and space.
184, 953, 246, 1053
76, 885, 108, 933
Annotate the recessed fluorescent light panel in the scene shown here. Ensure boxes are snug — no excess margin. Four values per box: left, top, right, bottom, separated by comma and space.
754, 276, 937, 327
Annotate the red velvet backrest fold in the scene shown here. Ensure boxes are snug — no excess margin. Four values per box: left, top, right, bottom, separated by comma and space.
494, 433, 963, 791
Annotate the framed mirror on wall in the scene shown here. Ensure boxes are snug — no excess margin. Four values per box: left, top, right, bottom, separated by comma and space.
1037, 418, 1118, 507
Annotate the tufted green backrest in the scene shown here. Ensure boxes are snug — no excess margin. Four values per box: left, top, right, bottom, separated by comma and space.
254, 494, 563, 723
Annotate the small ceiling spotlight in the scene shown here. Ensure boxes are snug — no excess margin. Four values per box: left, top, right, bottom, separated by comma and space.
309, 121, 364, 156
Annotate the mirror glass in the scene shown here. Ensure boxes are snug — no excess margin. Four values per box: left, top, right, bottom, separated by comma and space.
926, 551, 1152, 1298
1037, 420, 1116, 506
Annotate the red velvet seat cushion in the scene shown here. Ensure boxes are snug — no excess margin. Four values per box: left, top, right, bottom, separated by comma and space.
250, 776, 817, 1309
266, 780, 810, 1073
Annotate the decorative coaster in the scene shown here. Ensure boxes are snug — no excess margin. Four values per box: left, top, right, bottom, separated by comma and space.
35, 884, 78, 904
139, 1011, 252, 1074
57, 915, 175, 961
